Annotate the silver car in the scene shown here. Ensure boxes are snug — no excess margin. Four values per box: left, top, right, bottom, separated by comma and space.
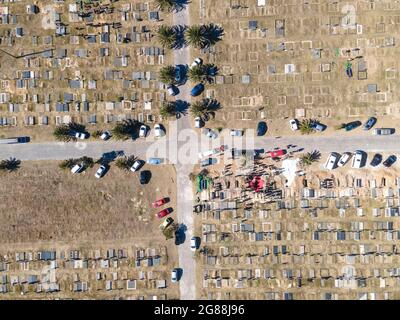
230, 129, 244, 136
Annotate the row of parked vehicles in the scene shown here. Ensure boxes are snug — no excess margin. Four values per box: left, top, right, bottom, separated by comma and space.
152, 195, 199, 284
166, 58, 211, 98
325, 151, 397, 170
73, 124, 166, 141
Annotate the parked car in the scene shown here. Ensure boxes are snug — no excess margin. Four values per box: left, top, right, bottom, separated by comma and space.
311, 122, 326, 132
148, 157, 164, 165
100, 131, 111, 140
156, 208, 171, 219
139, 125, 147, 138
256, 121, 267, 136
370, 153, 382, 167
363, 117, 377, 130
152, 198, 169, 208
324, 152, 340, 170
95, 165, 107, 178
289, 119, 299, 131
71, 164, 83, 174
190, 237, 198, 251
344, 121, 361, 131
383, 155, 397, 167
230, 129, 244, 137
337, 152, 352, 167
175, 229, 184, 245
171, 269, 178, 283
154, 124, 165, 137
159, 217, 173, 231
373, 128, 394, 135
201, 158, 213, 167
130, 160, 144, 172
167, 84, 179, 96
194, 117, 203, 128
175, 65, 186, 84
351, 150, 364, 168
139, 170, 150, 185
75, 132, 88, 140
190, 57, 203, 69
202, 128, 218, 139
268, 149, 286, 158
190, 83, 204, 96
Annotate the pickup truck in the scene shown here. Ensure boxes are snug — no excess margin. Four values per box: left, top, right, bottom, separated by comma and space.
159, 217, 174, 231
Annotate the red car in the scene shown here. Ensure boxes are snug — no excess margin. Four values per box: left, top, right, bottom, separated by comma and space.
156, 208, 171, 219
268, 149, 286, 158
152, 198, 168, 208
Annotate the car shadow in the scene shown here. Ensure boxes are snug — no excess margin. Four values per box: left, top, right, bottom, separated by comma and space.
176, 268, 184, 281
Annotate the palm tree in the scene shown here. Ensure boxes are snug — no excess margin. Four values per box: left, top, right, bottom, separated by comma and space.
190, 99, 221, 119
158, 65, 176, 85
115, 155, 136, 171
160, 101, 176, 118
300, 150, 321, 166
91, 130, 102, 139
0, 158, 21, 172
79, 156, 94, 168
188, 65, 207, 82
59, 159, 75, 170
53, 124, 71, 142
157, 25, 177, 49
299, 119, 314, 135
115, 157, 129, 170
185, 25, 207, 49
154, 0, 175, 12
111, 120, 139, 140
190, 100, 208, 118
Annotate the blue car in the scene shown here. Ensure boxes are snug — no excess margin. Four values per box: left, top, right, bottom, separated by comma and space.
147, 158, 164, 165
191, 83, 204, 97
174, 65, 186, 84
256, 121, 267, 136
363, 117, 377, 130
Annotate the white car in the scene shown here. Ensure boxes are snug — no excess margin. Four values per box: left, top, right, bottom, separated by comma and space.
75, 132, 88, 140
230, 129, 244, 137
130, 160, 143, 172
324, 152, 340, 170
289, 119, 299, 131
95, 165, 106, 178
171, 269, 178, 283
190, 57, 203, 69
190, 237, 197, 251
139, 125, 147, 138
154, 124, 165, 138
194, 117, 202, 128
337, 152, 352, 167
198, 149, 214, 159
71, 164, 83, 174
100, 131, 111, 140
351, 150, 364, 168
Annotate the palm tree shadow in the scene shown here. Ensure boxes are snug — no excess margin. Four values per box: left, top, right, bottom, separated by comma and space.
172, 25, 187, 49
203, 99, 221, 121
3, 158, 21, 172
175, 99, 189, 118
203, 23, 224, 48
173, 0, 190, 12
